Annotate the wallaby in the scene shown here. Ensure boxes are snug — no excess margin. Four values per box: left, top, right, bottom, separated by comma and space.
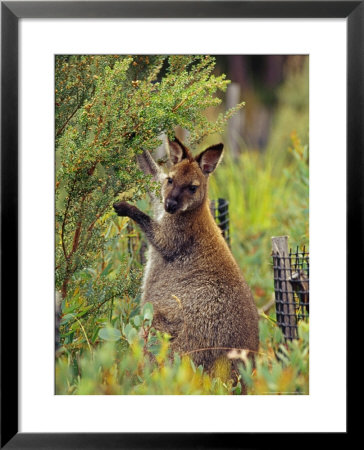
113, 137, 259, 383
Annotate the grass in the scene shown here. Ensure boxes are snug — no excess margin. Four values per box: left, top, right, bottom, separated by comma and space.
209, 135, 308, 309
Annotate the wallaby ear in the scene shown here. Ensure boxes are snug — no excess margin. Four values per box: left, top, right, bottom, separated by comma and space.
167, 137, 191, 165
196, 143, 224, 175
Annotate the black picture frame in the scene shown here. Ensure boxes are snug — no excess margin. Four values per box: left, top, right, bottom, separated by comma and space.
1, 1, 357, 447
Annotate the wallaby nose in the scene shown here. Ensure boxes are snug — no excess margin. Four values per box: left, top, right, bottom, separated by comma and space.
165, 198, 178, 214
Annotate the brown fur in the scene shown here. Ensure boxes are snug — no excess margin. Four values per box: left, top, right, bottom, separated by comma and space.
114, 137, 259, 381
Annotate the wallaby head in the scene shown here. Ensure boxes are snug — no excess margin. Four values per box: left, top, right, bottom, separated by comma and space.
163, 137, 224, 214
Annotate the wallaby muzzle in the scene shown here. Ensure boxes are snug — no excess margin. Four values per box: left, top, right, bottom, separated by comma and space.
165, 198, 178, 214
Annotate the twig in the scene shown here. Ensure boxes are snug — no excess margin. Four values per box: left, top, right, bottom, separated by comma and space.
74, 315, 93, 357
259, 296, 276, 314
66, 295, 116, 328
60, 177, 76, 260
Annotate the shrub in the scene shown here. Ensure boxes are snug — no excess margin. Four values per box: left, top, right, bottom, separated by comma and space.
56, 55, 244, 299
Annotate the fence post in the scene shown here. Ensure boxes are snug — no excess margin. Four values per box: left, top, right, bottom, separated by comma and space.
271, 236, 298, 339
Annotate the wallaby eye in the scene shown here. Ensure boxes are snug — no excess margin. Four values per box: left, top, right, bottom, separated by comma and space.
167, 177, 173, 184
189, 185, 198, 194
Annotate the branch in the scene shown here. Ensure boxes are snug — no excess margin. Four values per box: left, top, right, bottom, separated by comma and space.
66, 294, 116, 328
60, 178, 76, 260
56, 103, 82, 137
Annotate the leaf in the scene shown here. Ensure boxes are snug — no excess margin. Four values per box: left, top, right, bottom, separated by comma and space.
124, 323, 138, 344
56, 183, 67, 212
95, 162, 106, 179
133, 316, 141, 327
98, 327, 121, 342
233, 382, 242, 395
91, 327, 100, 343
100, 262, 113, 277
142, 302, 154, 321
126, 328, 138, 344
124, 323, 132, 337
60, 313, 75, 325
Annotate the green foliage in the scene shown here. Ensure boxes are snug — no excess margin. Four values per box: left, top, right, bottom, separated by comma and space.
56, 303, 235, 395
56, 305, 308, 395
282, 131, 309, 243
239, 318, 309, 395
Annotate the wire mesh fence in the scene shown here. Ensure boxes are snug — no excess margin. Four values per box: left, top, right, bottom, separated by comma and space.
210, 198, 230, 247
272, 236, 309, 340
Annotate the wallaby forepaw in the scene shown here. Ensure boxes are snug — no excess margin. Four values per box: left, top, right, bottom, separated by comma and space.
113, 201, 132, 217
